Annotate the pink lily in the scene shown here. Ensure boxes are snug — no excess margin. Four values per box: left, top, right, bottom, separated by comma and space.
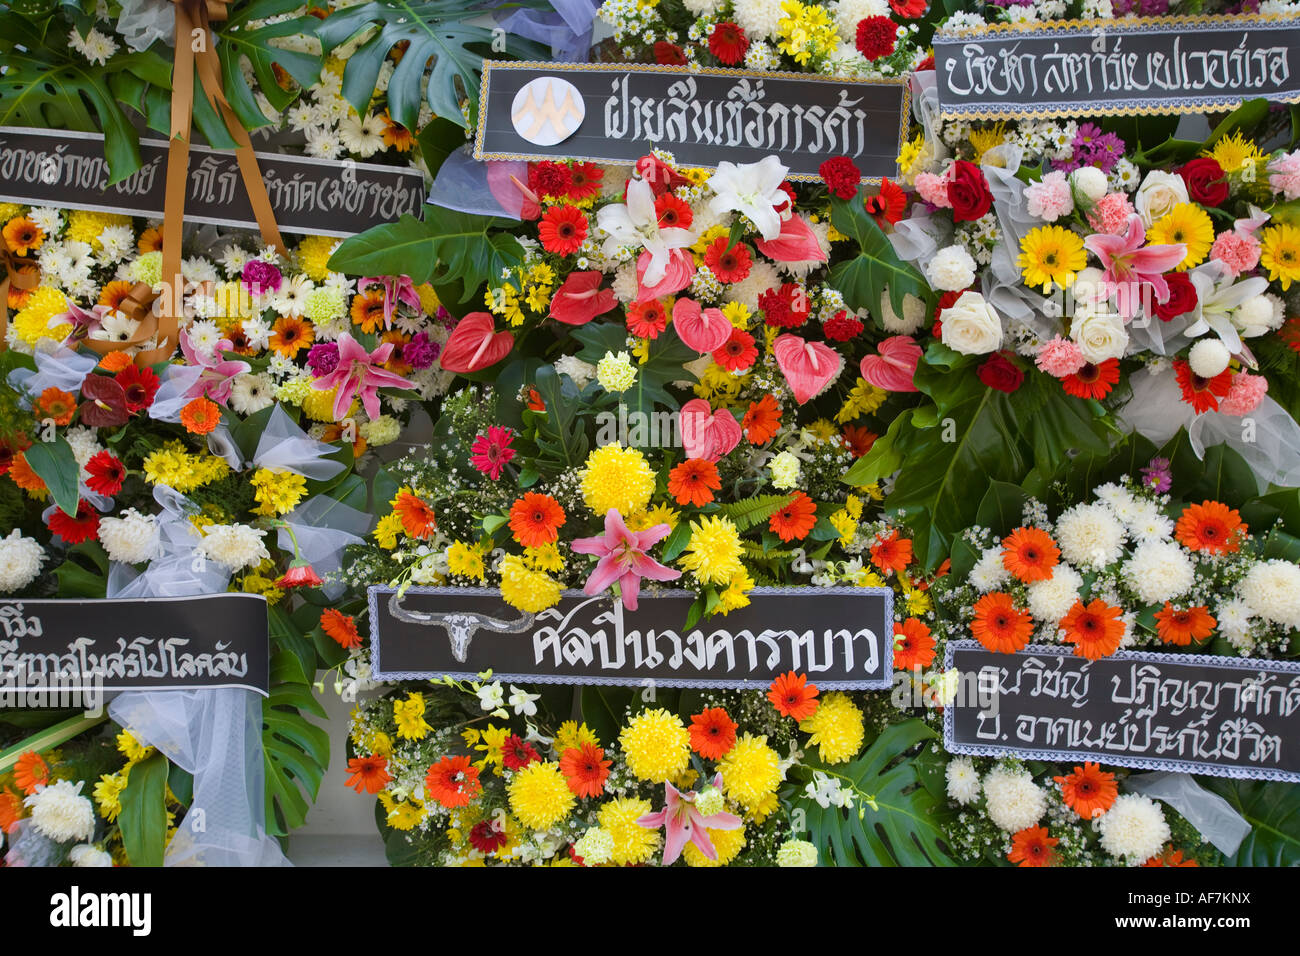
180, 328, 250, 405
637, 774, 743, 866
54, 301, 116, 343
358, 275, 423, 330
1082, 213, 1186, 317
570, 508, 681, 611
310, 331, 413, 421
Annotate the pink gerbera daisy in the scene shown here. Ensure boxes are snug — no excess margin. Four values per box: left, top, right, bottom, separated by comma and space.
470, 426, 516, 480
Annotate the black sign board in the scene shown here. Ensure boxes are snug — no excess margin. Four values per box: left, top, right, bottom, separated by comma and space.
944, 641, 1300, 782
368, 585, 894, 689
933, 15, 1300, 119
0, 595, 270, 696
0, 127, 425, 237
473, 61, 909, 181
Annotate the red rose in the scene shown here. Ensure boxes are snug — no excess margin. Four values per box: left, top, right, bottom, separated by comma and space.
947, 160, 992, 223
708, 22, 749, 65
819, 156, 862, 200
889, 0, 928, 17
1178, 157, 1229, 207
654, 41, 686, 65
856, 16, 897, 60
977, 352, 1023, 393
1153, 271, 1198, 321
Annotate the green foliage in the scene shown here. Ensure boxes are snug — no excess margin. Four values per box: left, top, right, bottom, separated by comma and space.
792, 720, 955, 866
217, 0, 322, 130
24, 435, 79, 518
718, 493, 796, 533
571, 321, 699, 417
118, 752, 169, 867
580, 685, 634, 746
327, 207, 525, 303
263, 607, 330, 835
1200, 778, 1300, 867
528, 365, 590, 471
828, 189, 931, 318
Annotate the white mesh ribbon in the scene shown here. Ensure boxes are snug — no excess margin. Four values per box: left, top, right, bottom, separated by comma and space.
116, 0, 175, 51
7, 346, 98, 406
1120, 368, 1300, 490
107, 486, 232, 598
277, 494, 373, 600
1125, 772, 1251, 856
147, 364, 205, 423
252, 404, 347, 480
3, 819, 65, 866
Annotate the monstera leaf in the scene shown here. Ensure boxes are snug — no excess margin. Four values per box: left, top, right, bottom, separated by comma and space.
1199, 778, 1300, 867
327, 206, 526, 302
316, 0, 550, 132
792, 719, 955, 866
217, 0, 322, 129
828, 189, 931, 317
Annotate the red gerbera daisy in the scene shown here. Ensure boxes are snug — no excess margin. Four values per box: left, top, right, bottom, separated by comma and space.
566, 161, 604, 200
893, 617, 936, 670
345, 754, 391, 794
320, 608, 362, 649
501, 733, 540, 770
48, 499, 99, 545
1061, 358, 1120, 400
712, 327, 758, 371
627, 297, 670, 339
708, 21, 749, 65
668, 458, 722, 507
864, 177, 907, 226
1173, 358, 1233, 413
768, 670, 820, 721
703, 235, 752, 283
425, 755, 481, 808
654, 41, 686, 65
538, 204, 588, 256
84, 450, 126, 496
689, 707, 738, 759
559, 742, 611, 798
469, 819, 509, 853
742, 394, 781, 444
1053, 762, 1117, 819
508, 492, 566, 548
1060, 599, 1126, 661
769, 490, 818, 542
115, 364, 161, 412
870, 528, 913, 574
841, 424, 877, 458
654, 192, 693, 230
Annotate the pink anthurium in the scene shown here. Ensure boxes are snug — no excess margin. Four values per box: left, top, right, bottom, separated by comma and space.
672, 297, 732, 353
310, 331, 414, 420
1083, 213, 1186, 315
549, 271, 617, 325
637, 774, 743, 866
773, 334, 843, 404
636, 248, 695, 302
570, 508, 681, 611
438, 312, 515, 373
678, 398, 742, 461
754, 214, 827, 264
859, 335, 922, 392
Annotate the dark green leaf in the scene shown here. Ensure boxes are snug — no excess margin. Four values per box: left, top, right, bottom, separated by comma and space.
828, 189, 931, 317
24, 437, 79, 518
119, 752, 169, 867
1199, 777, 1300, 867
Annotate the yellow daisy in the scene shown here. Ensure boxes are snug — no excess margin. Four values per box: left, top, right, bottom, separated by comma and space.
1018, 225, 1087, 292
1260, 223, 1300, 291
1147, 203, 1215, 272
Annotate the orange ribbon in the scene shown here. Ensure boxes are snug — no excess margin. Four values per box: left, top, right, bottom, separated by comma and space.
0, 247, 39, 350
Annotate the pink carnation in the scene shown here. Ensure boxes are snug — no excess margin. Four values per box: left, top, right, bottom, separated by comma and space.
1268, 150, 1300, 200
914, 171, 952, 208
1024, 171, 1073, 222
1035, 336, 1088, 378
1210, 230, 1262, 277
1218, 371, 1268, 416
1087, 193, 1136, 234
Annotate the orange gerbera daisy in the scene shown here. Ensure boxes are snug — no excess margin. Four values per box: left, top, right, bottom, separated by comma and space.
1155, 603, 1216, 646
1001, 526, 1060, 583
870, 528, 913, 575
742, 394, 781, 444
1007, 826, 1058, 867
345, 755, 391, 794
1142, 846, 1199, 867
893, 617, 936, 670
508, 492, 566, 548
769, 490, 818, 542
1175, 500, 1245, 554
3, 216, 44, 255
689, 707, 738, 759
841, 424, 877, 458
98, 350, 135, 373
98, 280, 136, 312
425, 755, 481, 808
180, 396, 221, 435
559, 743, 612, 798
13, 751, 49, 795
971, 592, 1034, 654
668, 458, 722, 507
381, 112, 414, 151
321, 421, 368, 458
270, 315, 315, 356
36, 387, 77, 426
138, 225, 164, 253
320, 608, 362, 649
350, 289, 388, 333
0, 788, 22, 833
1053, 762, 1117, 819
393, 491, 437, 538
8, 452, 47, 494
767, 670, 819, 720
1060, 599, 1126, 661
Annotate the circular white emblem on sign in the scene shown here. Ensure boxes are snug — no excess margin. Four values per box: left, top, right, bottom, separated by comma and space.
510, 76, 585, 147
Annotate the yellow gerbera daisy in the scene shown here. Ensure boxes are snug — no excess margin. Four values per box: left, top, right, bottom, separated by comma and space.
1147, 203, 1215, 271
1018, 225, 1087, 292
1260, 223, 1300, 291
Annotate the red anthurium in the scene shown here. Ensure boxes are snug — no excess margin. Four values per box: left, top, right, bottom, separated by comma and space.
672, 297, 733, 353
439, 313, 515, 373
860, 335, 922, 392
549, 271, 617, 325
774, 334, 843, 404
78, 374, 130, 427
754, 214, 827, 264
678, 399, 743, 462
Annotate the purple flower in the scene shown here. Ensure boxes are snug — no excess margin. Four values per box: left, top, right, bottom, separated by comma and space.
241, 259, 283, 296
306, 342, 340, 377
435, 305, 454, 329
1137, 0, 1170, 14
1141, 457, 1173, 493
402, 332, 439, 371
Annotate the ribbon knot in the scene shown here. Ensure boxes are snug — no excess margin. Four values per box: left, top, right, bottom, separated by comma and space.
0, 247, 39, 347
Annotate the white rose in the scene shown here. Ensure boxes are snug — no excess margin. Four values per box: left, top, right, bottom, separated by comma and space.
1134, 170, 1188, 227
940, 291, 1003, 355
926, 245, 977, 292
1070, 166, 1109, 203
1072, 307, 1129, 363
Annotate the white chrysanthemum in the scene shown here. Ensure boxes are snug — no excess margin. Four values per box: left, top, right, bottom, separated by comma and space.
1027, 563, 1083, 622
733, 0, 785, 39
1093, 482, 1135, 518
830, 0, 890, 41
63, 426, 103, 469
682, 0, 723, 13
775, 838, 819, 866
982, 765, 1046, 832
0, 529, 45, 593
1239, 560, 1300, 630
69, 844, 114, 867
1216, 597, 1255, 652
1126, 499, 1174, 541
879, 290, 928, 334
572, 827, 614, 865
729, 260, 781, 311
97, 509, 161, 565
554, 355, 598, 390
926, 245, 977, 292
196, 523, 271, 572
1098, 794, 1170, 864
25, 780, 96, 843
969, 546, 1009, 593
1054, 502, 1125, 568
611, 262, 639, 303
230, 373, 275, 416
1123, 540, 1194, 605
945, 757, 981, 806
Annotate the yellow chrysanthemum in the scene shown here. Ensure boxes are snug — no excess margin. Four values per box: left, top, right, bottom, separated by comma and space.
904, 586, 933, 616
619, 708, 690, 783
897, 133, 927, 185
598, 797, 660, 865
1207, 131, 1261, 173
523, 542, 564, 573
716, 569, 754, 616
116, 730, 152, 764
627, 503, 680, 533
806, 418, 838, 443
295, 234, 338, 281
11, 286, 70, 346
378, 792, 426, 830
836, 378, 887, 424
93, 772, 127, 822
373, 512, 403, 549
141, 444, 229, 492
722, 301, 752, 328
776, 0, 838, 65
1147, 203, 1214, 272
447, 540, 486, 580
0, 202, 23, 220
554, 720, 600, 753
1018, 225, 1087, 292
969, 123, 1008, 165
499, 553, 562, 613
717, 734, 783, 811
799, 691, 865, 764
683, 824, 747, 867
580, 443, 655, 516
1260, 223, 1300, 291
474, 724, 510, 773
746, 790, 781, 823
829, 509, 857, 546
416, 283, 440, 314
508, 761, 575, 830
678, 515, 744, 585
301, 385, 355, 422
393, 692, 431, 740
250, 467, 307, 516
66, 209, 130, 248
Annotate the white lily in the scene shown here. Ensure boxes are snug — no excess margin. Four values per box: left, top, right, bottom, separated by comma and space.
595, 176, 695, 287
707, 156, 791, 240
507, 684, 540, 717
1185, 260, 1269, 358
476, 681, 505, 712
